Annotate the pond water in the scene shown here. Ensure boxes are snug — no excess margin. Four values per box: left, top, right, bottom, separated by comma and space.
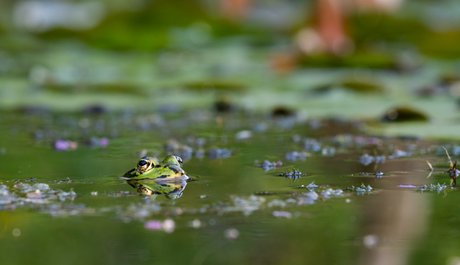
1, 111, 459, 265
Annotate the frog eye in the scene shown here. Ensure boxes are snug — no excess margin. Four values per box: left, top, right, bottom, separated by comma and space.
175, 156, 183, 166
137, 158, 153, 173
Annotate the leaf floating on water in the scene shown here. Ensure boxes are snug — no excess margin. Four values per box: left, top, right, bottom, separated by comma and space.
381, 106, 428, 122
298, 51, 397, 69
310, 79, 383, 95
182, 80, 247, 91
341, 80, 384, 93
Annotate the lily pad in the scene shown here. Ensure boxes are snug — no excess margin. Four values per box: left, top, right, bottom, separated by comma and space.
182, 80, 247, 91
341, 80, 384, 93
298, 50, 397, 69
43, 83, 146, 96
381, 106, 428, 122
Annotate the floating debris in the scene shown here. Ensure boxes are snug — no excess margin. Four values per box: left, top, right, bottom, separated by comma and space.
277, 168, 306, 180
0, 182, 77, 210
285, 151, 310, 161
272, 211, 292, 218
224, 228, 239, 239
363, 234, 380, 248
189, 219, 201, 229
255, 191, 295, 196
398, 185, 418, 188
235, 130, 252, 140
143, 219, 177, 232
320, 188, 343, 198
41, 204, 97, 218
359, 154, 373, 166
452, 146, 460, 156
442, 146, 460, 186
353, 136, 381, 146
162, 219, 175, 233
347, 183, 373, 193
309, 120, 321, 130
359, 154, 386, 166
208, 147, 232, 159
195, 148, 206, 158
255, 160, 283, 171
321, 147, 336, 157
253, 122, 268, 133
165, 140, 231, 160
388, 149, 412, 159
304, 182, 318, 189
144, 220, 163, 231
303, 138, 321, 152
225, 195, 266, 216
54, 139, 78, 151
295, 191, 319, 205
267, 199, 288, 208
418, 183, 449, 193
84, 137, 109, 148
164, 139, 193, 160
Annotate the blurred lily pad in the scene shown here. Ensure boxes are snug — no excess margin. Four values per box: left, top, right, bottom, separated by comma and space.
381, 106, 428, 122
342, 80, 384, 93
298, 51, 397, 69
351, 13, 460, 59
182, 80, 247, 91
311, 79, 383, 94
37, 0, 247, 51
43, 83, 146, 96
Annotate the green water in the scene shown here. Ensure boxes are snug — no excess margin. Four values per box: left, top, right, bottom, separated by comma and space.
2, 1, 460, 263
0, 112, 459, 265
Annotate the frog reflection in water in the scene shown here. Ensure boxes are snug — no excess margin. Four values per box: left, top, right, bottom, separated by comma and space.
123, 155, 189, 200
127, 178, 187, 200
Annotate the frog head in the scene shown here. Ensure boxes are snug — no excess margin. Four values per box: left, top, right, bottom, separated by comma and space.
136, 156, 158, 174
162, 155, 183, 167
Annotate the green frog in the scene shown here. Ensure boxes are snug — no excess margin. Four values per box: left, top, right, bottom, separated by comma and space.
122, 155, 188, 180
161, 155, 183, 167
122, 156, 159, 178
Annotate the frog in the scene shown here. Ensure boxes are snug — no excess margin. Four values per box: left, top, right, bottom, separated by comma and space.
161, 155, 183, 167
122, 155, 188, 180
123, 156, 159, 179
